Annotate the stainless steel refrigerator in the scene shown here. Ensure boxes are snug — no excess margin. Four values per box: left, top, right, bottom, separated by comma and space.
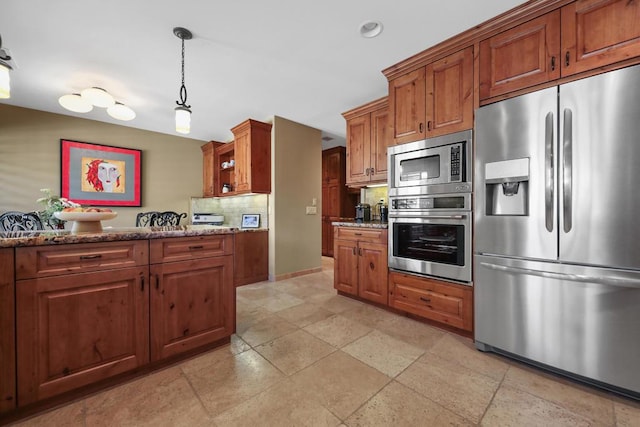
474, 64, 640, 399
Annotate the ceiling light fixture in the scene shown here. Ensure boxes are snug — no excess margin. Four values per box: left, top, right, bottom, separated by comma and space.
81, 87, 115, 108
58, 93, 93, 113
0, 34, 13, 99
107, 102, 136, 121
359, 20, 383, 38
58, 87, 135, 121
173, 27, 193, 135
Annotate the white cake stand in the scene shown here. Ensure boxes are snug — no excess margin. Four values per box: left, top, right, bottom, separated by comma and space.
54, 211, 118, 233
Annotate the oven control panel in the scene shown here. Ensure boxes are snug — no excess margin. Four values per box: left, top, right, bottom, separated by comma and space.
391, 195, 471, 211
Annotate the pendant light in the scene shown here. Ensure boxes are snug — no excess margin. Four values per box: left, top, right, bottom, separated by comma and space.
173, 27, 192, 134
0, 34, 13, 99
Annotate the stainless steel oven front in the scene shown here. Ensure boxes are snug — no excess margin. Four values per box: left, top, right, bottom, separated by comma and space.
388, 193, 472, 284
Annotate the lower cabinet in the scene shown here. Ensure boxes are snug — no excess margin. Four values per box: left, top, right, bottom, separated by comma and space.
13, 235, 235, 408
334, 227, 388, 305
388, 271, 473, 332
0, 248, 15, 414
16, 266, 149, 405
234, 231, 268, 286
150, 255, 233, 361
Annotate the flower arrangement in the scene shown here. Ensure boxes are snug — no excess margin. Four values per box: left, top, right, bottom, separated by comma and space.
36, 188, 81, 229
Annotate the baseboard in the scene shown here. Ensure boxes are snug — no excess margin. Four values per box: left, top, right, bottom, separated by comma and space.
273, 266, 322, 281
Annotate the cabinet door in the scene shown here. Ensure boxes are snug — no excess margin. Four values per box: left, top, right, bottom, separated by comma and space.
17, 267, 149, 405
389, 67, 426, 144
346, 114, 371, 185
150, 256, 233, 361
322, 218, 334, 257
234, 130, 251, 193
323, 149, 342, 185
426, 47, 474, 137
334, 238, 359, 295
357, 241, 388, 305
324, 184, 341, 218
234, 231, 269, 286
0, 248, 15, 413
479, 11, 561, 100
201, 142, 215, 197
370, 107, 389, 182
562, 0, 640, 76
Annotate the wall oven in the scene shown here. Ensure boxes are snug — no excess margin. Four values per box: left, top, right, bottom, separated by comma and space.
388, 130, 473, 284
388, 193, 472, 283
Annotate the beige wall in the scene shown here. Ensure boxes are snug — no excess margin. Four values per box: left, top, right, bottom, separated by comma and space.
0, 104, 205, 228
270, 116, 322, 278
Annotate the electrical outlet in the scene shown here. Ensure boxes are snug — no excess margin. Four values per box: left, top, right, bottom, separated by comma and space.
306, 206, 317, 215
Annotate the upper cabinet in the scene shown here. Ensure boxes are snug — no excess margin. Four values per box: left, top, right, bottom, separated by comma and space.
561, 0, 640, 76
342, 97, 389, 186
231, 119, 272, 195
480, 0, 640, 101
201, 119, 272, 197
387, 47, 473, 145
479, 11, 561, 100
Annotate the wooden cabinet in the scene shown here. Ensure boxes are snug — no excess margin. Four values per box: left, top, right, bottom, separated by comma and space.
201, 140, 224, 197
388, 271, 472, 332
16, 242, 150, 405
149, 235, 234, 361
480, 0, 640, 101
426, 47, 474, 137
0, 248, 15, 414
231, 119, 272, 195
479, 11, 561, 100
201, 119, 272, 197
388, 68, 426, 145
234, 231, 268, 286
343, 97, 389, 185
388, 47, 473, 144
321, 147, 357, 257
333, 227, 388, 305
561, 0, 640, 76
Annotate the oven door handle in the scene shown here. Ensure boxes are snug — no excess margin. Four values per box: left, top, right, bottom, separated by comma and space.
389, 214, 467, 220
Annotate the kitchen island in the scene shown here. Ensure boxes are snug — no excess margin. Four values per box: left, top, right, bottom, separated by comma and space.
0, 225, 241, 419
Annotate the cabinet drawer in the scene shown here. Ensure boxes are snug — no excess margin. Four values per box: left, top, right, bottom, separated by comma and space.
150, 234, 233, 264
388, 272, 472, 332
16, 240, 148, 280
334, 227, 387, 243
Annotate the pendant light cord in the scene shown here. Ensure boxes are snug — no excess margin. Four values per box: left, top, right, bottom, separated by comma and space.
176, 36, 190, 109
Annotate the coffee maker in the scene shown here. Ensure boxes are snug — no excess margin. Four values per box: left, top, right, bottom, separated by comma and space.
355, 203, 371, 223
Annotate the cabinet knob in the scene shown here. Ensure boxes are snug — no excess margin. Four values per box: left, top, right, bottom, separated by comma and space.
565, 51, 570, 67
551, 56, 556, 71
419, 122, 424, 133
427, 121, 432, 131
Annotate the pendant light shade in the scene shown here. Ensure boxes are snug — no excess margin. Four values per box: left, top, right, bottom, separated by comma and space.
174, 27, 193, 134
58, 93, 93, 113
0, 35, 12, 99
81, 87, 115, 108
175, 106, 191, 134
0, 63, 10, 99
107, 102, 136, 121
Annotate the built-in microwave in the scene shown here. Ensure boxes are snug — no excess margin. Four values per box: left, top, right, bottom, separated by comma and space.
388, 130, 472, 197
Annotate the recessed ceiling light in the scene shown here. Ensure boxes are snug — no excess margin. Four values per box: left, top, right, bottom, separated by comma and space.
359, 20, 383, 38
58, 93, 93, 113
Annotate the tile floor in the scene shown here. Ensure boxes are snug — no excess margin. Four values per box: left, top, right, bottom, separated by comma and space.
12, 257, 640, 426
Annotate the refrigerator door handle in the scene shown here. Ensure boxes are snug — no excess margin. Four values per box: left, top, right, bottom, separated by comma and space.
545, 111, 554, 232
563, 108, 573, 233
480, 262, 640, 289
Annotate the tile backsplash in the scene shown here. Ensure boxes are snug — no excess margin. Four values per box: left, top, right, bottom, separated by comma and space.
191, 194, 269, 228
361, 186, 388, 220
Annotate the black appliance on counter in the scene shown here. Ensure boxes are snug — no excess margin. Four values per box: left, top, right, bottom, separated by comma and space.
355, 203, 371, 223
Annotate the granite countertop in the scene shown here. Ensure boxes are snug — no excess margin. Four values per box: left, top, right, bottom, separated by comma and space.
332, 221, 388, 229
0, 225, 256, 248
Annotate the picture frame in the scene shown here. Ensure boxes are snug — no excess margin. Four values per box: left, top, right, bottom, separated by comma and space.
241, 214, 260, 228
60, 139, 142, 207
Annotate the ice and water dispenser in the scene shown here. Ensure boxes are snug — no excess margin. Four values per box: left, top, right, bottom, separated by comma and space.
484, 158, 529, 216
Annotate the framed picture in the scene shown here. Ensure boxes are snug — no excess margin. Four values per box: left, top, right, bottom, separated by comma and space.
60, 139, 142, 206
241, 214, 260, 228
